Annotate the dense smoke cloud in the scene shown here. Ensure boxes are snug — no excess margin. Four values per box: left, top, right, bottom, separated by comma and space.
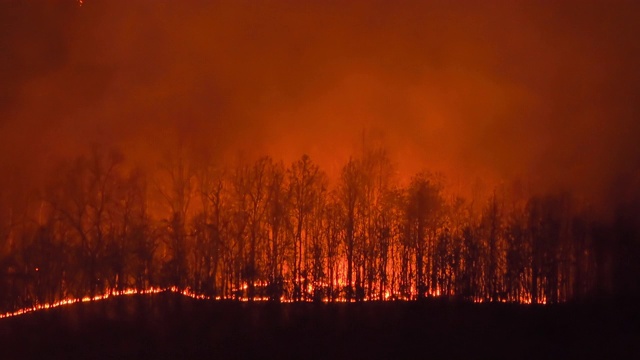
1, 1, 639, 208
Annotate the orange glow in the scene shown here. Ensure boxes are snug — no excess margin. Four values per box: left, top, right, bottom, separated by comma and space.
0, 285, 551, 320
1, 1, 635, 314
0, 288, 165, 320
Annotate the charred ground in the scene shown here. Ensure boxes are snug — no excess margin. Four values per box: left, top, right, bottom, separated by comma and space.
1, 293, 638, 359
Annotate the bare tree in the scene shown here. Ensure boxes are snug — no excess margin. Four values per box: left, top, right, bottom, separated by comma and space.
157, 148, 195, 289
288, 155, 325, 301
404, 172, 444, 299
338, 158, 361, 301
265, 160, 289, 301
47, 147, 125, 297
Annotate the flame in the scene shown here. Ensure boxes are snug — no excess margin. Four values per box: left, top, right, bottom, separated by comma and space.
0, 287, 204, 320
0, 283, 550, 320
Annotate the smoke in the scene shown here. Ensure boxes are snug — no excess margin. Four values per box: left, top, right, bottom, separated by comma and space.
1, 0, 639, 209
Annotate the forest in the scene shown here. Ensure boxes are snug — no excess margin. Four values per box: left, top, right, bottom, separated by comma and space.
2, 146, 638, 313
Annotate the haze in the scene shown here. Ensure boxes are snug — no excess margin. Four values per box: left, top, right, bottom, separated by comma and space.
2, 0, 639, 210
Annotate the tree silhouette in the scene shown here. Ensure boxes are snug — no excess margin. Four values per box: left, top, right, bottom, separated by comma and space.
338, 158, 362, 301
0, 145, 636, 309
404, 173, 444, 299
157, 149, 194, 290
47, 147, 125, 297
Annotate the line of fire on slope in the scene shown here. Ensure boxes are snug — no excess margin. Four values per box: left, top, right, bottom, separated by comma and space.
0, 282, 545, 320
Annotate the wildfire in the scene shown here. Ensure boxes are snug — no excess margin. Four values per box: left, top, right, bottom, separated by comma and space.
0, 284, 553, 321
0, 287, 207, 320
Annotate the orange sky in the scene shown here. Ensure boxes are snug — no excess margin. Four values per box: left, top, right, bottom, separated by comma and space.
1, 0, 639, 209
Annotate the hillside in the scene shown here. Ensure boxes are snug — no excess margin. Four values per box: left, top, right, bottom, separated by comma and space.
1, 293, 638, 359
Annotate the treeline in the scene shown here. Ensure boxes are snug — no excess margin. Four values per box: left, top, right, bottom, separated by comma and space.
1, 147, 638, 311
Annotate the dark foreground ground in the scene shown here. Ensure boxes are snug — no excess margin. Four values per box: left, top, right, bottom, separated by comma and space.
0, 293, 639, 359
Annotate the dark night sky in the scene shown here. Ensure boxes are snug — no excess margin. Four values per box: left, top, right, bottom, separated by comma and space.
1, 0, 639, 208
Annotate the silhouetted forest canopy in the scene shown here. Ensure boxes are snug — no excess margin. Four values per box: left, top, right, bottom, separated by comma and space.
2, 146, 639, 313
2, 0, 640, 319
